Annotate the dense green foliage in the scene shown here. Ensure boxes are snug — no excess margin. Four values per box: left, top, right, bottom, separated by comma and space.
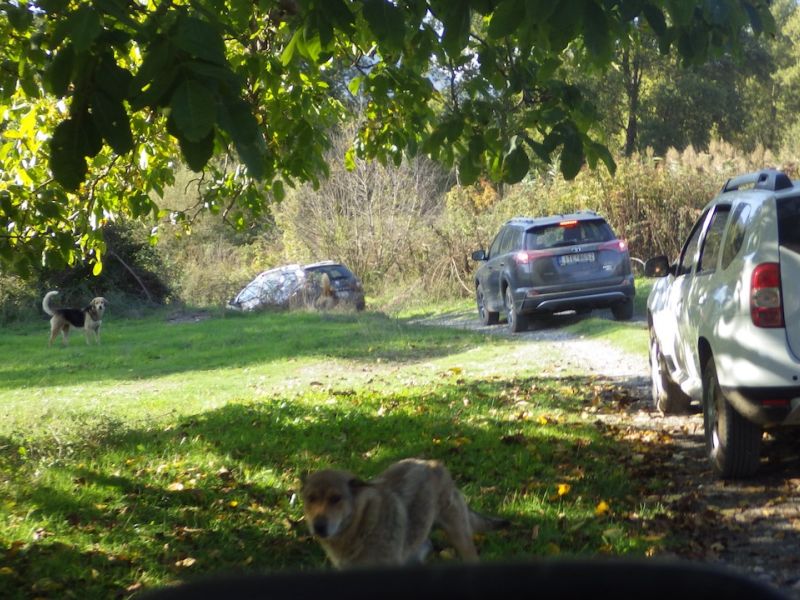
583, 0, 800, 156
0, 0, 776, 275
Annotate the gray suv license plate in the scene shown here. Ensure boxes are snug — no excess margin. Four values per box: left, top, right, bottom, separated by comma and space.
559, 252, 596, 266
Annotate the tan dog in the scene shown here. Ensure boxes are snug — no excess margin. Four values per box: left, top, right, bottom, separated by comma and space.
312, 272, 338, 310
301, 458, 508, 568
42, 291, 107, 346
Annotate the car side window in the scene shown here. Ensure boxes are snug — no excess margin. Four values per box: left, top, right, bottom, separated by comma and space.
697, 206, 731, 274
498, 227, 519, 255
488, 228, 506, 259
677, 210, 708, 276
720, 204, 752, 270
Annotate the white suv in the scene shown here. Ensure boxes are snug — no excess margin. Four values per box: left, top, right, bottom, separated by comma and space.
645, 169, 800, 479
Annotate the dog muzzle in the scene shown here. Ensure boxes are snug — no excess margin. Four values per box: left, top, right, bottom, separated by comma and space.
312, 518, 331, 538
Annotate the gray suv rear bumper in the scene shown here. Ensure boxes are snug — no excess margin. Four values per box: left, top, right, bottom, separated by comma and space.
519, 279, 635, 314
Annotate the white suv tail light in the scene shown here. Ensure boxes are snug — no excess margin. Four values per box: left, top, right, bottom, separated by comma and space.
750, 262, 784, 328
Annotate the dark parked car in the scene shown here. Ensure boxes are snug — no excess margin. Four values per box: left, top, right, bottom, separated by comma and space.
229, 260, 365, 311
471, 212, 635, 332
303, 261, 366, 310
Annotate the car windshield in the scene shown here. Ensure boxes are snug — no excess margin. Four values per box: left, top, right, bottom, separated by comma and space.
524, 219, 614, 249
305, 265, 353, 280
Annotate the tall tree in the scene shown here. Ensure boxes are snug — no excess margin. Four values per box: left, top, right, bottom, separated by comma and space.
769, 0, 800, 150
0, 0, 775, 273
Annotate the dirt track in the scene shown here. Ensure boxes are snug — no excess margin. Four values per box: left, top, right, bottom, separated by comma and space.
419, 308, 800, 599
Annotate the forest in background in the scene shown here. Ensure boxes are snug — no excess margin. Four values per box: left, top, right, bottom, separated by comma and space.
1, 0, 799, 321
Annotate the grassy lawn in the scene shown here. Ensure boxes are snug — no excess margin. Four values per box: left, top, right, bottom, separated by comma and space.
0, 293, 657, 599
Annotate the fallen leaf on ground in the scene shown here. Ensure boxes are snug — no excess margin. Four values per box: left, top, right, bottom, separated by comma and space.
595, 501, 611, 516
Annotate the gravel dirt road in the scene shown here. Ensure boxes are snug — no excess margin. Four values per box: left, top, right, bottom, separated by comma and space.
418, 308, 800, 599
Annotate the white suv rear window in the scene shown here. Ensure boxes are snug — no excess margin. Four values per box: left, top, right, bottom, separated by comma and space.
777, 196, 800, 253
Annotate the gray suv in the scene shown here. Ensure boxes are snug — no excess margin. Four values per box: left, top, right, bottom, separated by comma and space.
471, 212, 635, 332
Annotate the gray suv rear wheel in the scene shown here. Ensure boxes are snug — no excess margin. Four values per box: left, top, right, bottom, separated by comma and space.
505, 286, 528, 333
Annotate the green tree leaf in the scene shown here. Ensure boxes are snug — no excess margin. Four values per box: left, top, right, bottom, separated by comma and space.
49, 119, 89, 191
68, 6, 102, 54
547, 1, 581, 52
503, 144, 530, 183
440, 4, 471, 57
488, 0, 525, 39
91, 91, 134, 154
281, 30, 301, 66
6, 3, 33, 31
363, 0, 406, 51
558, 126, 584, 180
172, 15, 227, 65
348, 76, 363, 96
458, 155, 480, 185
95, 53, 133, 102
170, 78, 217, 143
326, 0, 355, 32
217, 95, 266, 179
642, 4, 667, 37
582, 1, 612, 64
179, 129, 215, 172
44, 45, 75, 96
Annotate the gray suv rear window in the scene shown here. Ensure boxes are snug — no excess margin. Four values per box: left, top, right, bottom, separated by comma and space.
524, 219, 614, 250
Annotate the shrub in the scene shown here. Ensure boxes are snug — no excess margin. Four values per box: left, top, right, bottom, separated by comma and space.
0, 272, 38, 323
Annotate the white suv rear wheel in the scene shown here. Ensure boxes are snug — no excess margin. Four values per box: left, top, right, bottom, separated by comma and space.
702, 357, 762, 479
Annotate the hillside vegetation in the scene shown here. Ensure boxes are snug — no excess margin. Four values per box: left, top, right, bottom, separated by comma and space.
1, 141, 789, 323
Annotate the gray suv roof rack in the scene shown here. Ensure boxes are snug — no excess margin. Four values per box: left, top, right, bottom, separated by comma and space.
721, 169, 793, 194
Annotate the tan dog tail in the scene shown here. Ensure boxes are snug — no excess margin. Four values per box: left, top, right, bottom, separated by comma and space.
469, 508, 510, 533
42, 291, 58, 316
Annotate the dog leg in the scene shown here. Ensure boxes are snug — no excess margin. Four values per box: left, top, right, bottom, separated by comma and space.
410, 539, 434, 563
437, 491, 480, 562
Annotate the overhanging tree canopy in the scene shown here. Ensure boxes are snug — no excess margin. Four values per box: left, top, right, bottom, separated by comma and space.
0, 0, 774, 274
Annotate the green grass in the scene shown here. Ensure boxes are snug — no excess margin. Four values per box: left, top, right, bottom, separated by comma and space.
0, 302, 657, 599
562, 278, 652, 355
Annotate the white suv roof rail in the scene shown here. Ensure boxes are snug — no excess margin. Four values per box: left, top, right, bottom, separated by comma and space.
721, 169, 794, 193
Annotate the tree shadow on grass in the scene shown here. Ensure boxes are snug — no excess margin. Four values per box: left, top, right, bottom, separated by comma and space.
1, 374, 644, 596
0, 540, 139, 599
10, 374, 800, 597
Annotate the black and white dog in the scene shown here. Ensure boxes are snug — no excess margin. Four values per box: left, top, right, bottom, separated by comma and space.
42, 291, 108, 346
